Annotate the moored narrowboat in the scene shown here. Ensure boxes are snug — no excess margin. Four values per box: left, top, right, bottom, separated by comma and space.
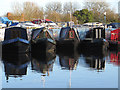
2, 27, 29, 53
30, 27, 56, 53
57, 27, 80, 52
78, 27, 109, 51
108, 28, 120, 50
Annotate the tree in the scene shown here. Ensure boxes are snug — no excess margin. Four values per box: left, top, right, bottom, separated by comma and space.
63, 2, 80, 22
45, 2, 62, 13
84, 2, 109, 22
106, 8, 119, 23
11, 2, 23, 16
73, 9, 93, 24
45, 2, 62, 22
11, 2, 43, 21
23, 2, 43, 21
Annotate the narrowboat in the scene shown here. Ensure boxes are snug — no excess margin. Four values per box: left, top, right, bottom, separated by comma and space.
49, 28, 61, 41
2, 27, 29, 53
57, 27, 80, 52
30, 27, 56, 53
108, 28, 120, 50
78, 27, 109, 51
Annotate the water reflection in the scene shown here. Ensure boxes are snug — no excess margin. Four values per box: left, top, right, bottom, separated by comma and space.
57, 50, 79, 70
1, 48, 119, 88
81, 51, 108, 72
31, 51, 56, 76
2, 53, 30, 81
108, 50, 120, 66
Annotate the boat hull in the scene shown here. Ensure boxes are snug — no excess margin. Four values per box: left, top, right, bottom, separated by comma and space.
78, 39, 109, 52
31, 38, 56, 54
108, 41, 120, 50
2, 38, 29, 54
56, 39, 79, 53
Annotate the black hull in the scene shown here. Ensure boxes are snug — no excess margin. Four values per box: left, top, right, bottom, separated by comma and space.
31, 47, 56, 62
108, 41, 120, 50
78, 39, 109, 53
31, 38, 56, 54
2, 41, 29, 54
56, 39, 79, 53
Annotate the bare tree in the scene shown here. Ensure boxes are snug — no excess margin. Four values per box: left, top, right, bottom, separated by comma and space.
62, 2, 80, 21
84, 2, 109, 22
84, 2, 109, 13
23, 2, 43, 21
63, 2, 79, 14
45, 2, 62, 13
11, 1, 43, 21
11, 2, 23, 16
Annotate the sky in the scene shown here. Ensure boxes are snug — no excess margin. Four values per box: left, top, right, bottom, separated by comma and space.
0, 0, 119, 16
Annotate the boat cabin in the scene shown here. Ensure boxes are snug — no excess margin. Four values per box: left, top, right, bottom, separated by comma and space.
59, 27, 80, 41
4, 27, 28, 41
84, 27, 105, 41
111, 28, 120, 41
31, 27, 55, 42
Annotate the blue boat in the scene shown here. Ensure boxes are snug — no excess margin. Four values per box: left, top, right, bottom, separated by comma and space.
2, 27, 29, 53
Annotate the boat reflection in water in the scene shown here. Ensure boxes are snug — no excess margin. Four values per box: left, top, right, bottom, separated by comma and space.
108, 50, 120, 66
57, 49, 79, 88
58, 49, 79, 70
2, 53, 30, 82
79, 49, 108, 72
31, 51, 56, 76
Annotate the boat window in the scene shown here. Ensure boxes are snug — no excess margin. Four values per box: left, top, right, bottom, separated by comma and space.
60, 28, 68, 38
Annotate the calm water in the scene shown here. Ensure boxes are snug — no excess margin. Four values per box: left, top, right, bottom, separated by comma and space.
0, 49, 119, 88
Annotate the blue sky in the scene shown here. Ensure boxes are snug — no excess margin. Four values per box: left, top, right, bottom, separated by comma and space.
0, 0, 119, 16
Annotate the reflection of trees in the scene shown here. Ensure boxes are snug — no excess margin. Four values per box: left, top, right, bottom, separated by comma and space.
2, 54, 30, 81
